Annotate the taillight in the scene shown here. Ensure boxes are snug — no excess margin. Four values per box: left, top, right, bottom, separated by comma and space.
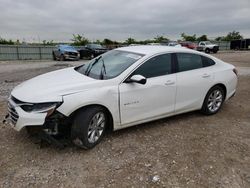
233, 68, 238, 76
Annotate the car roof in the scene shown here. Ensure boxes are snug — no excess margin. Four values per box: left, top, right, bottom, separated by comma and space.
115, 45, 197, 56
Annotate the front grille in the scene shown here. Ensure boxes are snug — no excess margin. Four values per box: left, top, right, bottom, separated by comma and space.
7, 102, 19, 125
69, 52, 77, 56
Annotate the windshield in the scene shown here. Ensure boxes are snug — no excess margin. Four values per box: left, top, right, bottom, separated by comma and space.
61, 45, 76, 51
89, 44, 103, 49
76, 50, 144, 80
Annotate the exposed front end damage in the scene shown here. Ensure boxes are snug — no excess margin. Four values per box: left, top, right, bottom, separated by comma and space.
3, 96, 71, 148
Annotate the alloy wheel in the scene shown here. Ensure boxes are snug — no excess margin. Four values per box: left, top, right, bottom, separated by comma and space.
207, 89, 223, 112
87, 112, 106, 143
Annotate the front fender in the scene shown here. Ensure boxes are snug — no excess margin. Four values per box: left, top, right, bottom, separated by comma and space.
56, 86, 120, 129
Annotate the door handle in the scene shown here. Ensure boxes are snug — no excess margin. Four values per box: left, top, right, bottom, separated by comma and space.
165, 80, 175, 85
202, 73, 211, 78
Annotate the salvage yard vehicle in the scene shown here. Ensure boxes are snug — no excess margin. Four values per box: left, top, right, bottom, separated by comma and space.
53, 45, 80, 61
197, 41, 219, 53
179, 41, 197, 49
4, 46, 238, 149
164, 41, 182, 47
78, 43, 108, 59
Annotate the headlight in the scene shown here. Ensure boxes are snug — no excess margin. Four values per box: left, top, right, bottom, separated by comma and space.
20, 102, 62, 114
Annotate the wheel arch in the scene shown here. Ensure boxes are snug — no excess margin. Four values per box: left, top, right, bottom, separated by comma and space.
69, 104, 114, 132
205, 83, 227, 101
213, 83, 227, 99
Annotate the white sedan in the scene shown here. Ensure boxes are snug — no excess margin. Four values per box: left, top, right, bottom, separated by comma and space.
5, 46, 238, 149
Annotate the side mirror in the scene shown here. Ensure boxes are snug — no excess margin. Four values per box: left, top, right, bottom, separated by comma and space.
126, 75, 147, 85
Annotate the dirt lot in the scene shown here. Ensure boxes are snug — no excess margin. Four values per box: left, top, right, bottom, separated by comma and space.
0, 51, 250, 188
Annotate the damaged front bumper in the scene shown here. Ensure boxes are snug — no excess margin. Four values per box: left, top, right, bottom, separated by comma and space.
4, 101, 47, 131
3, 108, 71, 148
3, 106, 69, 135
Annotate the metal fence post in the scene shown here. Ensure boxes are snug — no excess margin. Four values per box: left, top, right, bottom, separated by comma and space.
16, 46, 20, 60
39, 47, 42, 60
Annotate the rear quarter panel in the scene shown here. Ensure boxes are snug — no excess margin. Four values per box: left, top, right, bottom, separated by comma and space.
212, 60, 237, 100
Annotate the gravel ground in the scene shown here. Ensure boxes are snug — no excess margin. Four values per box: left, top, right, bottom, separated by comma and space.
0, 52, 250, 187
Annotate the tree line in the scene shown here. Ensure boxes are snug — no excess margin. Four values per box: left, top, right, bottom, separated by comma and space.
0, 31, 244, 45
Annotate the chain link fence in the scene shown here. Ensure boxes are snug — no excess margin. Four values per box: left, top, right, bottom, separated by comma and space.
0, 45, 55, 60
0, 42, 232, 61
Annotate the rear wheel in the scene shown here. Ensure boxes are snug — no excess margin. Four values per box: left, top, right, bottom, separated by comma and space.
213, 47, 218, 53
201, 86, 225, 115
71, 107, 107, 149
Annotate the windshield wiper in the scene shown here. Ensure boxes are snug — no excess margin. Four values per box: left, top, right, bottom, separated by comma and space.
85, 56, 102, 76
99, 59, 107, 80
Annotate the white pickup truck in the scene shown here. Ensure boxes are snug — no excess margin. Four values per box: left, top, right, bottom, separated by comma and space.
197, 41, 219, 53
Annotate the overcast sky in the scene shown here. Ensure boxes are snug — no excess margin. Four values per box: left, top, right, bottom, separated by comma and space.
0, 0, 249, 42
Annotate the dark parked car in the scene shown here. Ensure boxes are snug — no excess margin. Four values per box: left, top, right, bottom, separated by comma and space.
78, 43, 108, 59
179, 41, 197, 49
53, 45, 80, 61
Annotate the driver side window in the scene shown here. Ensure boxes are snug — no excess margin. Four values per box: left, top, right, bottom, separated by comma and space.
132, 54, 172, 78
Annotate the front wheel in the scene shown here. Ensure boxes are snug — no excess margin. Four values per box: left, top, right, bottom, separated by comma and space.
52, 52, 56, 60
205, 48, 210, 53
201, 86, 225, 115
71, 107, 107, 149
89, 53, 95, 60
60, 54, 65, 61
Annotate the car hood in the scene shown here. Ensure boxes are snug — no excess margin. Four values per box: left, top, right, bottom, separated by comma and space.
64, 49, 78, 53
11, 67, 98, 103
206, 44, 218, 47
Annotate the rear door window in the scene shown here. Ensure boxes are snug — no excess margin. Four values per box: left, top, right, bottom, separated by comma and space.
201, 56, 216, 67
176, 53, 203, 72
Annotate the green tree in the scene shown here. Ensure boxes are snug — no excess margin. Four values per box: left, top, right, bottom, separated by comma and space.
197, 35, 208, 41
125, 37, 137, 44
71, 34, 89, 46
215, 36, 223, 41
154, 35, 169, 43
102, 38, 114, 45
0, 37, 14, 45
224, 31, 243, 41
16, 39, 20, 45
95, 39, 101, 44
181, 33, 196, 41
42, 40, 54, 45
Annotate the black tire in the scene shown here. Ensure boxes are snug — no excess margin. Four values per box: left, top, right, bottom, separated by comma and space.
201, 86, 225, 115
89, 53, 95, 60
52, 52, 56, 60
60, 54, 65, 61
205, 48, 210, 53
71, 106, 107, 149
213, 47, 218, 53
